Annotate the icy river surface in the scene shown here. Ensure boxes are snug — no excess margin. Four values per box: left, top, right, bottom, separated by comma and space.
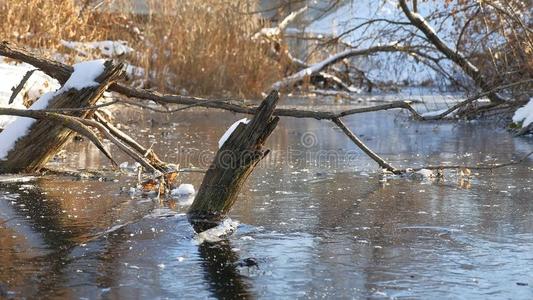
1, 95, 532, 299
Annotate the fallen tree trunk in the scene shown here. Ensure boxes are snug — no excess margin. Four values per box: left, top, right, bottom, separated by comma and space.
0, 60, 123, 173
188, 91, 280, 232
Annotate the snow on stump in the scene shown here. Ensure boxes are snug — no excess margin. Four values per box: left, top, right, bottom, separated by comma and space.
0, 60, 124, 173
188, 90, 280, 232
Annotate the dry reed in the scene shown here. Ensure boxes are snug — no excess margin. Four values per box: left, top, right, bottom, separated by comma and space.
0, 0, 282, 97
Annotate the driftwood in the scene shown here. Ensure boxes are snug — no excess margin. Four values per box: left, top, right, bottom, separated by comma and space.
188, 91, 280, 232
0, 61, 123, 173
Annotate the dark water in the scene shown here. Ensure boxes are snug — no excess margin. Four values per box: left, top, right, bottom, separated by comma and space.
1, 97, 532, 299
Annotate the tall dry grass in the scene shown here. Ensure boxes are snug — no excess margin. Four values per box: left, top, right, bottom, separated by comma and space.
0, 0, 282, 97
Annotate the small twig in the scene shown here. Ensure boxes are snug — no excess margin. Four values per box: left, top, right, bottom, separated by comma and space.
40, 100, 118, 112
9, 69, 37, 104
39, 100, 119, 113
94, 112, 167, 171
76, 118, 158, 173
117, 97, 230, 113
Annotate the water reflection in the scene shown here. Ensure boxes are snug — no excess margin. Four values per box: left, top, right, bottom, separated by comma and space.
198, 241, 253, 300
1, 99, 532, 298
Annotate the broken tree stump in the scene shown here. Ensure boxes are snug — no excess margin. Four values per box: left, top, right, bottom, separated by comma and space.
0, 61, 124, 173
188, 90, 280, 232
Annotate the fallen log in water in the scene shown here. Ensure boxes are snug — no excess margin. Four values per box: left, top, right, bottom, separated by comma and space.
0, 60, 123, 173
188, 91, 280, 232
1, 41, 528, 181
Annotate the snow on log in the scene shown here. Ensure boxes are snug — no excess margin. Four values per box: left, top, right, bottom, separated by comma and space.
188, 91, 280, 232
271, 44, 400, 91
0, 58, 59, 128
513, 98, 533, 135
252, 6, 308, 40
0, 60, 124, 173
0, 60, 107, 159
218, 118, 250, 148
513, 98, 533, 128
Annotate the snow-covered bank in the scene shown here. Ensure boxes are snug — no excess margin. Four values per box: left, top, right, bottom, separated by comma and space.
0, 58, 59, 128
513, 98, 533, 129
0, 60, 106, 160
61, 40, 134, 57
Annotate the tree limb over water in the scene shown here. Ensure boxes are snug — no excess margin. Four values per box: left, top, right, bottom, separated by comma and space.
0, 41, 530, 176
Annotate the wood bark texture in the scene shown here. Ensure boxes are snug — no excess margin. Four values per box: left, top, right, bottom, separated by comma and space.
188, 91, 280, 232
0, 61, 124, 173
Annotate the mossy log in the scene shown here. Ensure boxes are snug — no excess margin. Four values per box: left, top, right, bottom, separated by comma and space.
0, 61, 124, 173
188, 91, 280, 232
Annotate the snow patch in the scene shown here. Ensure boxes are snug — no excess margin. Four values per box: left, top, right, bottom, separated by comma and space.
171, 184, 195, 196
194, 218, 239, 244
64, 60, 106, 90
119, 161, 141, 171
0, 91, 56, 159
0, 58, 59, 128
61, 40, 134, 57
415, 169, 434, 178
171, 184, 196, 206
218, 118, 250, 148
0, 175, 37, 183
512, 98, 533, 128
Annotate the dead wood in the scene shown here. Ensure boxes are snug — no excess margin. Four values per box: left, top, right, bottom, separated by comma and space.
0, 61, 123, 173
0, 107, 117, 167
332, 117, 399, 173
1, 41, 529, 177
9, 69, 37, 104
188, 91, 280, 232
93, 111, 167, 171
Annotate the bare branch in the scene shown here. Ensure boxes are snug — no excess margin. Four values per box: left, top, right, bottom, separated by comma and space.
0, 107, 117, 167
332, 117, 399, 173
271, 43, 403, 91
9, 69, 37, 104
398, 0, 506, 103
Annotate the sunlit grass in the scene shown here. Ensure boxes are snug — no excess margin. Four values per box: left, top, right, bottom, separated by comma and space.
0, 0, 282, 97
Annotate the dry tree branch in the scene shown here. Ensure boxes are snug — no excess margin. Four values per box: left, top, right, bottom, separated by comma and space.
398, 0, 506, 104
75, 117, 158, 173
0, 107, 159, 172
93, 111, 167, 171
0, 107, 117, 167
1, 41, 530, 175
333, 117, 399, 173
422, 79, 533, 120
9, 69, 37, 104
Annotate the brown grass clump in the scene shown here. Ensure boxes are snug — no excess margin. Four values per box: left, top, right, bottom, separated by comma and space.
0, 0, 282, 97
